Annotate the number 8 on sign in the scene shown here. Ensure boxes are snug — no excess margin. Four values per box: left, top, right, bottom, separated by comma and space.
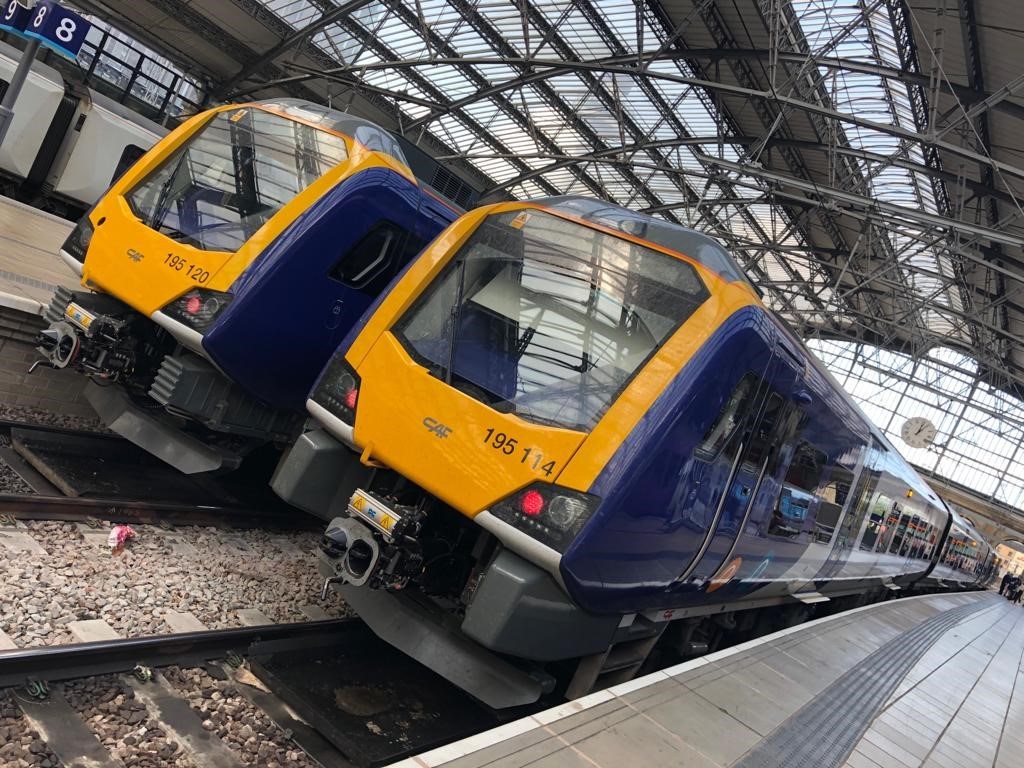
22, 0, 91, 60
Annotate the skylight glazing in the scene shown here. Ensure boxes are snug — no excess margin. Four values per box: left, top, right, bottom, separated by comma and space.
243, 0, 1024, 512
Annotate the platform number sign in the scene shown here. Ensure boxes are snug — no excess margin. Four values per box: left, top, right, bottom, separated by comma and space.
22, 1, 91, 60
0, 1, 32, 35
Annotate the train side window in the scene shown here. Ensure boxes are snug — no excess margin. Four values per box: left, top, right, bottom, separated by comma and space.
813, 466, 854, 544
835, 462, 876, 549
355, 126, 386, 153
783, 441, 828, 493
111, 144, 147, 185
331, 223, 426, 296
875, 504, 902, 553
889, 512, 913, 555
768, 439, 827, 539
696, 372, 758, 459
858, 492, 891, 550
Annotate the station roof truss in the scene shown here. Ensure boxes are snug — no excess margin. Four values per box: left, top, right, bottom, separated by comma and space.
73, 0, 1024, 509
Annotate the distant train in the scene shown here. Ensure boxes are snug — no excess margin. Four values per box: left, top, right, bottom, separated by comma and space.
0, 40, 166, 215
273, 196, 996, 708
34, 98, 461, 473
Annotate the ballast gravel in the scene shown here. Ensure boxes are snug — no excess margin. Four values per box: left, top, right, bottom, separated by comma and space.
163, 666, 319, 768
0, 404, 108, 493
0, 520, 348, 648
62, 677, 197, 768
0, 692, 63, 768
0, 404, 108, 433
0, 455, 32, 494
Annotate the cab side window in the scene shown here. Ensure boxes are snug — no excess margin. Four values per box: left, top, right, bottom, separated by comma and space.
355, 126, 386, 152
330, 222, 426, 296
695, 372, 758, 459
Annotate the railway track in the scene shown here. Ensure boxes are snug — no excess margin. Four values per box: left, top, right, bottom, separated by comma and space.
0, 420, 508, 765
1, 619, 503, 768
0, 420, 320, 530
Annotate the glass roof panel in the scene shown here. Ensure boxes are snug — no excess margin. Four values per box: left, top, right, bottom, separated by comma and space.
243, 0, 1024, 512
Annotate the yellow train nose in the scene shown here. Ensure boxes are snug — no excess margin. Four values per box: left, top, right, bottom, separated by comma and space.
81, 199, 235, 316
352, 333, 587, 516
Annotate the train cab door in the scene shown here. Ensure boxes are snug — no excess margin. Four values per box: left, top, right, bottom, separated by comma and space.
680, 375, 795, 586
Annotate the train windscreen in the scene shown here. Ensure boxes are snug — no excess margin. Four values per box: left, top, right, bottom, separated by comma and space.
394, 208, 709, 431
125, 108, 348, 252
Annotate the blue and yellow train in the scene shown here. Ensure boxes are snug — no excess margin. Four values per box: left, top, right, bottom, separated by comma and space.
35, 98, 459, 472
274, 196, 995, 708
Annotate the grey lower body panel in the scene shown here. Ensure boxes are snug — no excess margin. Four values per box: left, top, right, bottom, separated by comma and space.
85, 382, 239, 475
321, 558, 544, 709
271, 428, 371, 520
462, 549, 620, 661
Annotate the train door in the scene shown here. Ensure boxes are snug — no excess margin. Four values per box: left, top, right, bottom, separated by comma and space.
680, 379, 793, 586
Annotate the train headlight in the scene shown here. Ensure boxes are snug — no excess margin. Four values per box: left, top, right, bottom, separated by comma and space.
491, 483, 600, 552
62, 215, 94, 264
311, 354, 361, 424
161, 289, 233, 333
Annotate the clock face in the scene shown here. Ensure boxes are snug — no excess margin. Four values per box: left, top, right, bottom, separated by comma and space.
900, 416, 938, 449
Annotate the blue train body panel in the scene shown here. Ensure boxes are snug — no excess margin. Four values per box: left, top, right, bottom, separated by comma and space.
203, 167, 458, 409
560, 304, 978, 615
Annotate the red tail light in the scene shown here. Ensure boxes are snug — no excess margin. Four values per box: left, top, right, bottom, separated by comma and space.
520, 489, 544, 517
343, 387, 358, 410
492, 484, 600, 552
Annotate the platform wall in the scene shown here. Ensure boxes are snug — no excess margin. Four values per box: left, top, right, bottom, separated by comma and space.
0, 306, 97, 418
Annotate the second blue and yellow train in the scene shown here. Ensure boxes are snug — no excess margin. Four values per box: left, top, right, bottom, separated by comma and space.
271, 196, 995, 708
35, 98, 460, 472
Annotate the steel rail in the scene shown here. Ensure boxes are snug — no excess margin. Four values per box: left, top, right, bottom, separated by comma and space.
0, 619, 357, 688
0, 492, 321, 530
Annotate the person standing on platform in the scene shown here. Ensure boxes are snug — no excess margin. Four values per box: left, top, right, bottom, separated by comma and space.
1001, 571, 1012, 595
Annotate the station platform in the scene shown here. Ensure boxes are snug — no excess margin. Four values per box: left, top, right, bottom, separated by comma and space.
0, 196, 75, 314
398, 591, 1015, 768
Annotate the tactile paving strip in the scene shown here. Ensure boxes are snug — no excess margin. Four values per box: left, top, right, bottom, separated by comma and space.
734, 596, 995, 768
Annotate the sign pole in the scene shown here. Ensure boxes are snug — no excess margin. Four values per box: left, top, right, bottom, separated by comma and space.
0, 35, 39, 147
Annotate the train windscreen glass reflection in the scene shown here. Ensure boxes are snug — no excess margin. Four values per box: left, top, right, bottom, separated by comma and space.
395, 209, 708, 431
126, 108, 348, 251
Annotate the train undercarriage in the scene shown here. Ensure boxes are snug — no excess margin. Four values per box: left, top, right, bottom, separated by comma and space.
277, 427, 969, 710
33, 286, 299, 473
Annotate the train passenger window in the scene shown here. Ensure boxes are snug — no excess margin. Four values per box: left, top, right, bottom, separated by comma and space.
858, 492, 890, 550
331, 223, 425, 296
889, 513, 912, 555
875, 504, 902, 553
834, 467, 874, 549
783, 442, 827, 493
813, 467, 854, 544
696, 373, 758, 459
768, 440, 827, 539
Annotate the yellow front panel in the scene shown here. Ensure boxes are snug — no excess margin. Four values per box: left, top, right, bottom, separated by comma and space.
77, 103, 406, 316
354, 333, 587, 516
82, 196, 234, 316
